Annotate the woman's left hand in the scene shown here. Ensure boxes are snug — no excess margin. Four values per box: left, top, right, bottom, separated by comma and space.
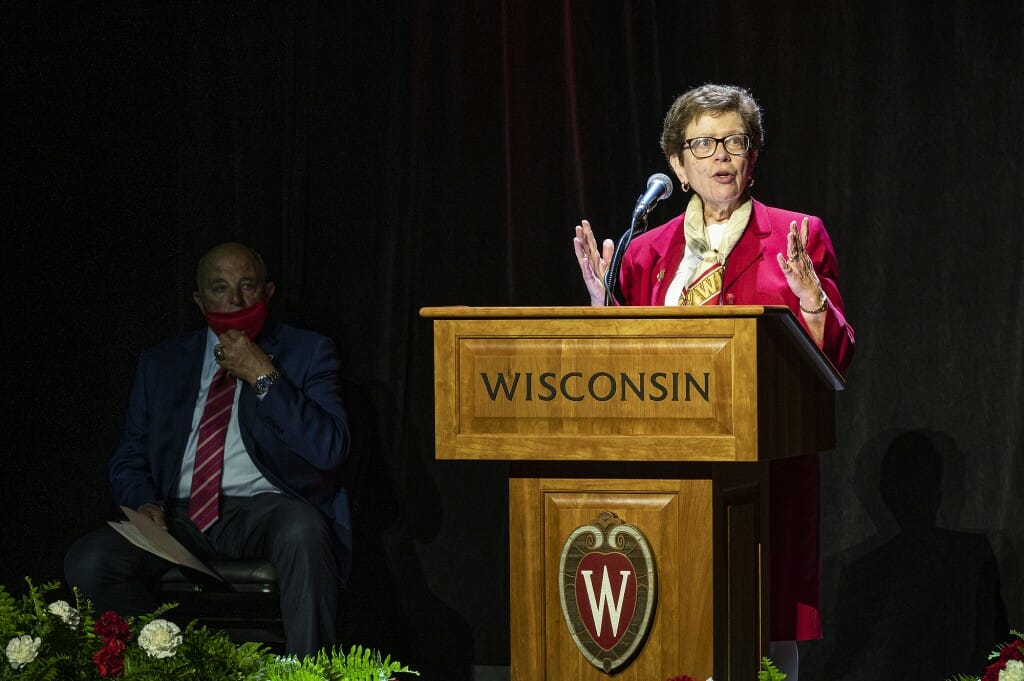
776, 217, 827, 313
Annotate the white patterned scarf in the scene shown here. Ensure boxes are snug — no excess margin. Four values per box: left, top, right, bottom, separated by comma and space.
678, 193, 752, 305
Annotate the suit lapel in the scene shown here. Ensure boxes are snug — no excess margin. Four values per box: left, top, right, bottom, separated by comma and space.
176, 332, 206, 442
650, 221, 688, 305
236, 322, 282, 456
165, 331, 206, 499
723, 199, 770, 294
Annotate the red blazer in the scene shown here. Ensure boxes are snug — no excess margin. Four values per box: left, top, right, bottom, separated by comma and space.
619, 199, 855, 640
619, 199, 855, 373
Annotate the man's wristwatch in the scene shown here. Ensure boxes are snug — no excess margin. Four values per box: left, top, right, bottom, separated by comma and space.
253, 369, 280, 396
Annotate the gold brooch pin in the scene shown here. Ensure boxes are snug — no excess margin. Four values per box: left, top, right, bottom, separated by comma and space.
656, 269, 666, 282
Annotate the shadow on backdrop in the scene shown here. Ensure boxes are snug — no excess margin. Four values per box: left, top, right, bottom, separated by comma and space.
337, 378, 473, 681
824, 429, 1007, 680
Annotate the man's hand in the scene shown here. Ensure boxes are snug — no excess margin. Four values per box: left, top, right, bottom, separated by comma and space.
137, 503, 167, 530
214, 329, 275, 385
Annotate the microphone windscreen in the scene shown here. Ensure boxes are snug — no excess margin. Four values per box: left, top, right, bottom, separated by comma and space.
647, 173, 673, 200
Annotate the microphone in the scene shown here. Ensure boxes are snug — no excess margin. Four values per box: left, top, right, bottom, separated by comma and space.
604, 172, 675, 305
631, 173, 674, 220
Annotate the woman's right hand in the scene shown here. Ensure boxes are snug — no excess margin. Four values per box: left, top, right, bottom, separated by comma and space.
573, 219, 615, 306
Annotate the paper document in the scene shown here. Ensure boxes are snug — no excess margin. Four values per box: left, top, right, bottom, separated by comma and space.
108, 506, 223, 581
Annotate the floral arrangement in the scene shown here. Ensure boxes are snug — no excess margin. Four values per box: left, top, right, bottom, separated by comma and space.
947, 631, 1024, 681
666, 656, 786, 681
1, 578, 417, 681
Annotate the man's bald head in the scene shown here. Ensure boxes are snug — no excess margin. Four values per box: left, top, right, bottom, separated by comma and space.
196, 242, 268, 290
193, 242, 275, 315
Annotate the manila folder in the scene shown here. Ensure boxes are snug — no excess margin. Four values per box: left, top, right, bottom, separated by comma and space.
108, 506, 223, 581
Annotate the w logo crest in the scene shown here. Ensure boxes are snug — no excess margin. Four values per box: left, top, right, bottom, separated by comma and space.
558, 512, 657, 674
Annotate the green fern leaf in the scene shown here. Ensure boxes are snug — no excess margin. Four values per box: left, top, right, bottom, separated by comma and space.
758, 656, 787, 681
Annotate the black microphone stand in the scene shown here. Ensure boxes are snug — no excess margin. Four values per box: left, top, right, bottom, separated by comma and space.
603, 203, 653, 306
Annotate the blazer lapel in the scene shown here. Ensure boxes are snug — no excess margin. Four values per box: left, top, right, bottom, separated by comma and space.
650, 221, 688, 305
723, 199, 770, 294
164, 331, 206, 499
175, 332, 205, 443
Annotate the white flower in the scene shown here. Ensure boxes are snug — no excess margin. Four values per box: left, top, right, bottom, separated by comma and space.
46, 600, 80, 628
137, 619, 183, 659
5, 635, 42, 670
1000, 659, 1024, 681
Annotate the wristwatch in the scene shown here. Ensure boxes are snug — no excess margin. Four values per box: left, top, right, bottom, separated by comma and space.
253, 369, 280, 396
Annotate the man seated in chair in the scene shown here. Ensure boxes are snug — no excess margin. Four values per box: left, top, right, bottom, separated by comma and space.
65, 241, 351, 657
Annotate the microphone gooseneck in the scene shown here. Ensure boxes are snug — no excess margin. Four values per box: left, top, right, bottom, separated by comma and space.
603, 173, 675, 305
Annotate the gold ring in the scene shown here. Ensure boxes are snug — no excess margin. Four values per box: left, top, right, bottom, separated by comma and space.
214, 344, 225, 361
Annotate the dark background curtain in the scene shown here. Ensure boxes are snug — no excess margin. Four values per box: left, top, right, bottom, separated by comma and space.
5, 1, 1021, 679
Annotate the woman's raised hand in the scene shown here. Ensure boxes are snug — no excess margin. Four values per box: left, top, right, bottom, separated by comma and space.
777, 217, 826, 311
777, 217, 828, 346
573, 219, 615, 306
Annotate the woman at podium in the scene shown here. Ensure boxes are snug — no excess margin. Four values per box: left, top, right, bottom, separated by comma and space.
572, 83, 855, 680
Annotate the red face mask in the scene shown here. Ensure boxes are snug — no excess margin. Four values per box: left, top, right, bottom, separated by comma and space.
204, 300, 269, 338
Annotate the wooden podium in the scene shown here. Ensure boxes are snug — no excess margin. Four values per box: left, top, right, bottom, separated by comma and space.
420, 306, 843, 681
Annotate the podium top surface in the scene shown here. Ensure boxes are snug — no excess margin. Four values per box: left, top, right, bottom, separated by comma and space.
421, 304, 784, 319
421, 305, 843, 390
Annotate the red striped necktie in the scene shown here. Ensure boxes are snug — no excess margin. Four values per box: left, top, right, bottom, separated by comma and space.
188, 367, 235, 531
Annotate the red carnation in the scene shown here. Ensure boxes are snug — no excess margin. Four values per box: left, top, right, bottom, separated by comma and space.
999, 639, 1024, 663
981, 638, 1024, 681
92, 611, 130, 678
94, 611, 130, 640
93, 639, 126, 678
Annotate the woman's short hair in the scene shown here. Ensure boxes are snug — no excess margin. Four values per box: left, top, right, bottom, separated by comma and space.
660, 84, 764, 159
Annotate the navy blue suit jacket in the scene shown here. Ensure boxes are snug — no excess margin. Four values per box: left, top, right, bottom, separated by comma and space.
108, 320, 352, 581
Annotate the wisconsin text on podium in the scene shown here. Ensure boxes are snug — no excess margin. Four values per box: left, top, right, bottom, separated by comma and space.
479, 371, 712, 403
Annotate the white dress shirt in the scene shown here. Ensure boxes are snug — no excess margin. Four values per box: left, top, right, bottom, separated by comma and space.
174, 328, 282, 499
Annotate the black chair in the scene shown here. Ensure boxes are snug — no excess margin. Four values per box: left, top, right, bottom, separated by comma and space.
158, 559, 285, 650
